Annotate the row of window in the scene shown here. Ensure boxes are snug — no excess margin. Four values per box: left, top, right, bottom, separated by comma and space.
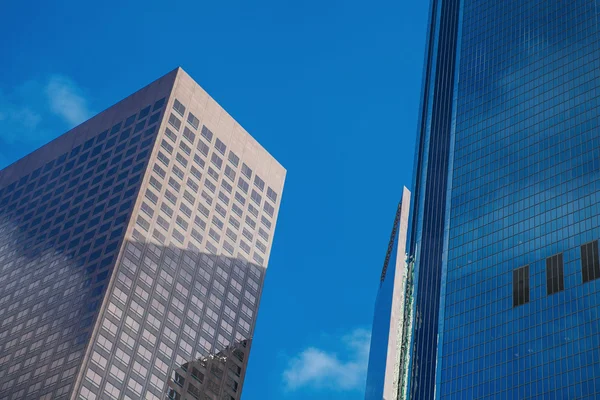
513, 240, 600, 307
169, 98, 279, 204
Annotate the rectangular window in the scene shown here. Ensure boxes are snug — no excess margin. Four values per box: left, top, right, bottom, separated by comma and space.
201, 126, 213, 142
193, 154, 205, 169
179, 141, 192, 156
190, 166, 202, 181
176, 152, 188, 168
183, 127, 196, 144
581, 240, 600, 283
228, 151, 239, 167
238, 178, 249, 193
197, 140, 209, 156
264, 202, 275, 217
546, 253, 564, 295
241, 163, 252, 179
161, 139, 173, 154
513, 265, 529, 307
267, 187, 278, 203
165, 127, 177, 142
215, 138, 227, 155
254, 175, 265, 191
168, 114, 181, 131
173, 99, 186, 116
224, 165, 236, 181
211, 153, 223, 169
187, 113, 199, 130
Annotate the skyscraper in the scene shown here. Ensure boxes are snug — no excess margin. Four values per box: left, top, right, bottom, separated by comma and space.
402, 0, 600, 399
0, 67, 285, 400
365, 187, 411, 400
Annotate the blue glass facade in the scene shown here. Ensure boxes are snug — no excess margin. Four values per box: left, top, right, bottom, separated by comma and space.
406, 0, 461, 398
409, 0, 600, 398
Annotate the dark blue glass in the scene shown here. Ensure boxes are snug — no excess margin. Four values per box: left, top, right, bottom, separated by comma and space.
408, 0, 600, 399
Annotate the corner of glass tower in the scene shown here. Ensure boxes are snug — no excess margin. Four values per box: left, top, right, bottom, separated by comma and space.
406, 0, 600, 399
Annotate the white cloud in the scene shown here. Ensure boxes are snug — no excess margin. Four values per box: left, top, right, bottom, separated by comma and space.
0, 86, 43, 145
0, 75, 92, 153
282, 328, 371, 392
45, 75, 92, 126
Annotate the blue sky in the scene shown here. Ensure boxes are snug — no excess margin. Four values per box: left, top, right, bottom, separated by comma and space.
0, 1, 429, 398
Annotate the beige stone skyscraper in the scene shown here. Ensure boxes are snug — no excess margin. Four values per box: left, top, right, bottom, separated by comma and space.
0, 67, 285, 400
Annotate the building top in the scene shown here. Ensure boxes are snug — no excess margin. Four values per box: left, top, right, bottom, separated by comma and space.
0, 67, 286, 191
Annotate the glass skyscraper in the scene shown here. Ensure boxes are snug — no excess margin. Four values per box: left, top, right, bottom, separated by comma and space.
399, 0, 600, 399
0, 67, 285, 400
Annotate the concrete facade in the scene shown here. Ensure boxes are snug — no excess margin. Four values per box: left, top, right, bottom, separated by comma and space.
0, 67, 285, 400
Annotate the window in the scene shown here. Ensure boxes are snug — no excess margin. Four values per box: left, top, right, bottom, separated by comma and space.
179, 141, 192, 155
513, 265, 529, 307
173, 99, 186, 116
208, 166, 219, 181
261, 215, 272, 229
241, 163, 252, 179
187, 112, 199, 129
204, 179, 216, 193
201, 126, 213, 142
224, 165, 236, 181
235, 192, 246, 205
254, 175, 265, 191
145, 189, 158, 204
190, 166, 202, 181
258, 227, 269, 241
197, 140, 209, 156
228, 151, 239, 167
161, 202, 174, 217
168, 177, 181, 192
264, 202, 275, 217
229, 216, 240, 229
187, 178, 199, 193
211, 153, 223, 169
242, 228, 253, 241
546, 253, 564, 295
183, 127, 196, 143
212, 216, 224, 229
251, 190, 262, 205
153, 164, 166, 179
168, 114, 181, 131
157, 151, 170, 167
238, 178, 249, 193
267, 187, 278, 203
165, 127, 177, 142
176, 153, 188, 168
232, 203, 243, 217
201, 190, 213, 206
215, 138, 227, 155
582, 241, 600, 283
248, 203, 259, 217
218, 191, 230, 205
180, 203, 192, 218
215, 203, 227, 217
161, 139, 174, 154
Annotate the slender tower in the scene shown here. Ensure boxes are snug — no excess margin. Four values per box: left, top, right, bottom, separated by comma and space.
365, 187, 411, 400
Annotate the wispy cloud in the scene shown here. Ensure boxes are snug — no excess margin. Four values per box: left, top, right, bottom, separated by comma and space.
45, 75, 92, 126
0, 86, 43, 145
282, 328, 371, 392
0, 75, 93, 164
